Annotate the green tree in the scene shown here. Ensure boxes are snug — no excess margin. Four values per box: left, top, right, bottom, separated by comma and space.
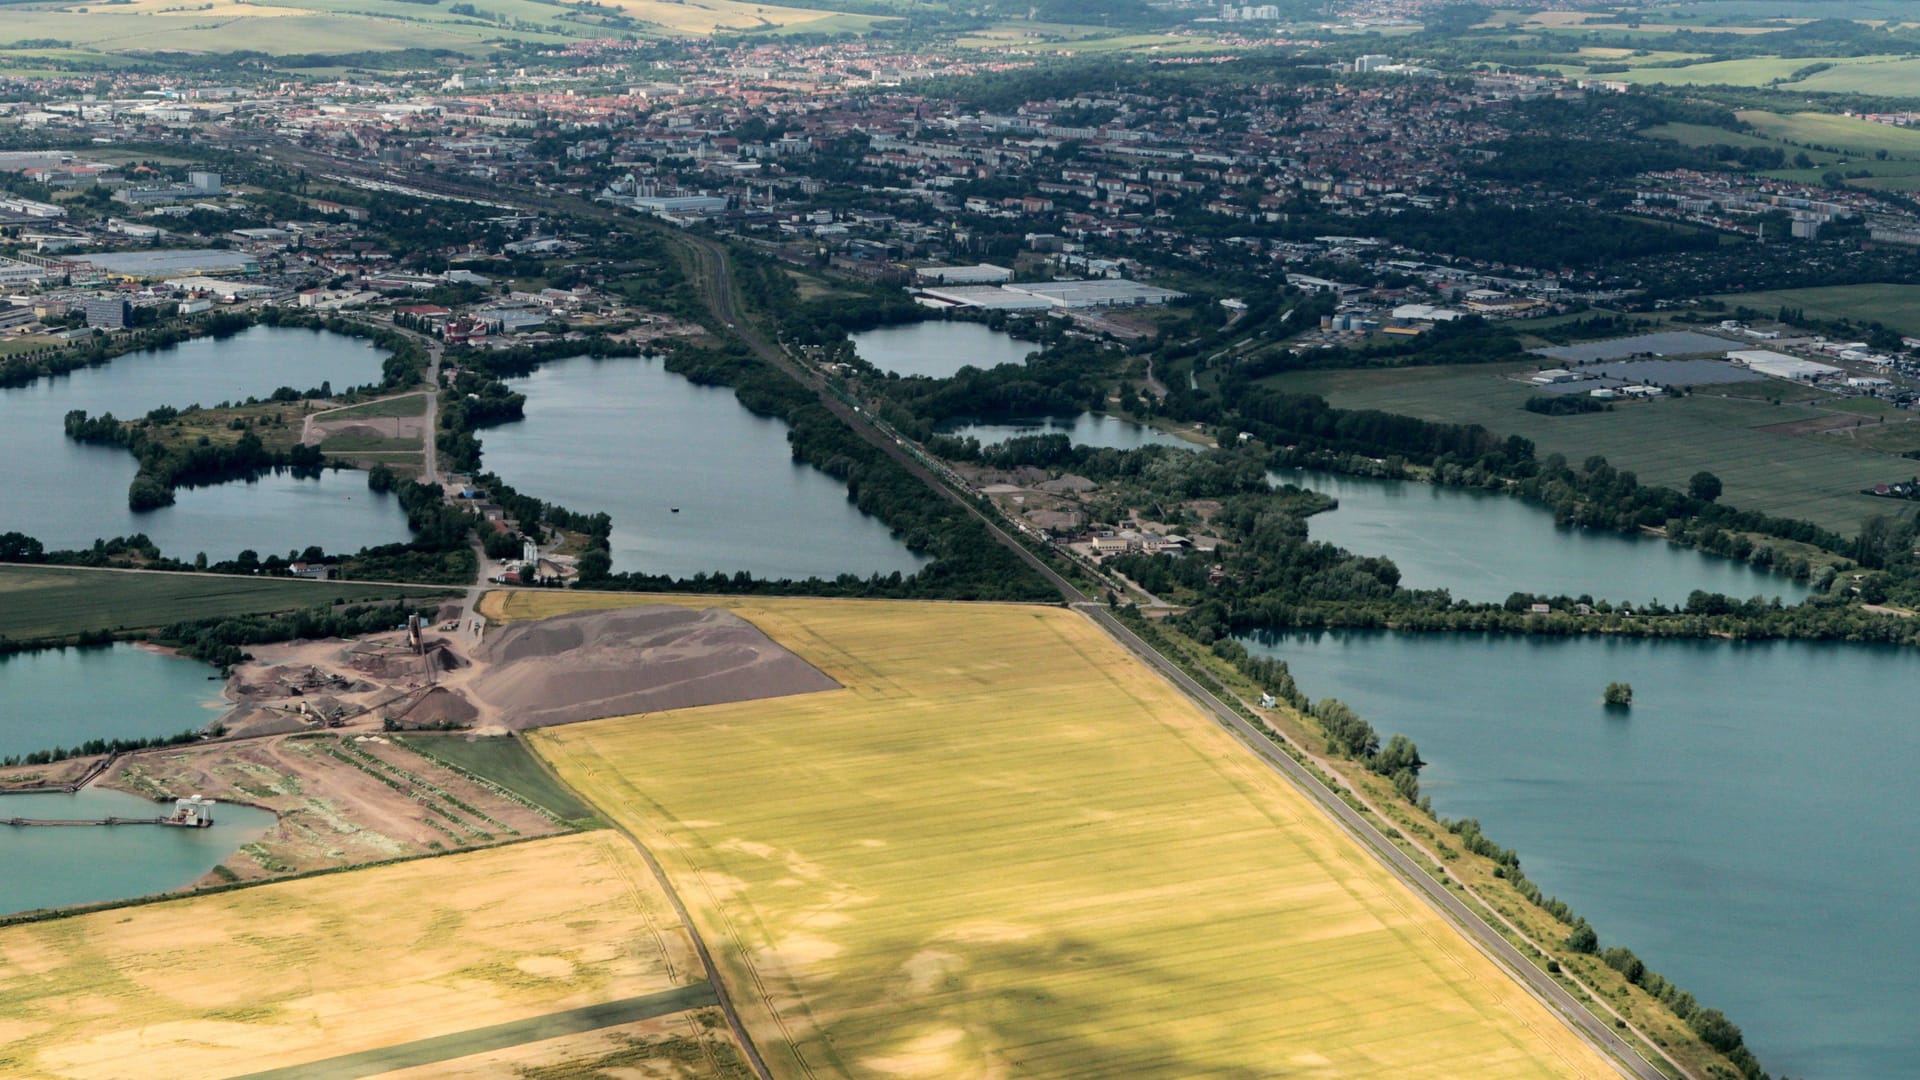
1604, 682, 1633, 707
1688, 471, 1722, 502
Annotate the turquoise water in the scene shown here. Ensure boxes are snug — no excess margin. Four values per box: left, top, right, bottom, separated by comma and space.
0, 644, 226, 760
850, 321, 1037, 378
478, 355, 929, 580
0, 326, 410, 560
1273, 469, 1811, 606
944, 413, 1197, 451
1241, 629, 1920, 1080
0, 787, 275, 915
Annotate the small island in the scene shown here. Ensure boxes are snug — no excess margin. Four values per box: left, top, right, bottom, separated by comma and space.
1603, 682, 1634, 708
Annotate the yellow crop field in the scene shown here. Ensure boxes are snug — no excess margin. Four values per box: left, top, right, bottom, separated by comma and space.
0, 833, 722, 1079
521, 592, 1619, 1079
592, 0, 876, 34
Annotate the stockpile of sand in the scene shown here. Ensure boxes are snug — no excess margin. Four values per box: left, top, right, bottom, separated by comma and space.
396, 686, 480, 728
468, 606, 838, 730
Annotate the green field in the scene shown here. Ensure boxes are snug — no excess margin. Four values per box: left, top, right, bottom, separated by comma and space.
0, 0, 880, 56
0, 564, 453, 643
1792, 57, 1920, 97
318, 432, 420, 453
1737, 110, 1920, 158
399, 732, 600, 824
318, 393, 427, 420
526, 593, 1621, 1079
1713, 283, 1920, 335
1266, 364, 1902, 534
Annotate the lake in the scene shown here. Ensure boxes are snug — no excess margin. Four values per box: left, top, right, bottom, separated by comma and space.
0, 326, 411, 560
1273, 469, 1811, 605
479, 354, 929, 580
1241, 629, 1920, 1080
0, 787, 274, 916
944, 413, 1198, 452
0, 644, 227, 760
850, 320, 1037, 379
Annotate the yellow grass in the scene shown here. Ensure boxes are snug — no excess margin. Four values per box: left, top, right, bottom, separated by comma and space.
593, 0, 857, 33
0, 833, 703, 1079
516, 592, 1619, 1079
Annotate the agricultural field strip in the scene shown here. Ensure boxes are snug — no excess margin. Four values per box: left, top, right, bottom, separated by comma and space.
229, 984, 719, 1080
0, 564, 453, 642
524, 593, 1619, 1079
0, 832, 711, 1079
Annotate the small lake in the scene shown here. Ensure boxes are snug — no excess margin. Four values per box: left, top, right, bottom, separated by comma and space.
0, 326, 411, 560
1241, 629, 1920, 1080
0, 644, 226, 760
944, 413, 1199, 452
850, 320, 1037, 379
479, 355, 930, 581
1273, 469, 1811, 605
0, 788, 274, 916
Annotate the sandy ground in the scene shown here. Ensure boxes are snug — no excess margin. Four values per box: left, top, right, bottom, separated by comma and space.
302, 411, 427, 449
464, 605, 839, 731
103, 732, 565, 882
0, 756, 98, 792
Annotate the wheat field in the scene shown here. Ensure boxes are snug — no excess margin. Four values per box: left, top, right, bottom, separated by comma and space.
517, 592, 1619, 1079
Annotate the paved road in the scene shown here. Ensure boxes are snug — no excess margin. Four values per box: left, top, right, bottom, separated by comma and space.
676, 234, 1666, 1080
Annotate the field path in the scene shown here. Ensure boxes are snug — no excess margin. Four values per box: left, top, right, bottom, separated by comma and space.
523, 730, 776, 1080
227, 985, 719, 1080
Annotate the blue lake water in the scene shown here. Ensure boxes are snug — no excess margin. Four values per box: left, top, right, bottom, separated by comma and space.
1242, 629, 1920, 1080
0, 644, 226, 760
1, 787, 275, 916
478, 354, 929, 580
850, 320, 1038, 379
1273, 469, 1811, 606
0, 326, 411, 560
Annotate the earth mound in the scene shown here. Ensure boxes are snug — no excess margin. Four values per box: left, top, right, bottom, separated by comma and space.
468, 606, 838, 729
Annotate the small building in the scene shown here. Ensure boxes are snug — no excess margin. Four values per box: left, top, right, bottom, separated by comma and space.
169, 795, 217, 827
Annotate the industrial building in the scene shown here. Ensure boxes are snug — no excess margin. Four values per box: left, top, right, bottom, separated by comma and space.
913, 263, 1014, 286
1727, 349, 1842, 382
110, 171, 221, 207
60, 249, 260, 280
916, 278, 1185, 311
80, 297, 130, 329
163, 276, 276, 302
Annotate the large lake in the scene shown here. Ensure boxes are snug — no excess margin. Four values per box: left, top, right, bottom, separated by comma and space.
1, 787, 274, 916
1273, 469, 1811, 605
1242, 629, 1920, 1080
479, 355, 929, 580
0, 326, 411, 560
1, 644, 226, 760
944, 413, 1197, 452
850, 320, 1037, 379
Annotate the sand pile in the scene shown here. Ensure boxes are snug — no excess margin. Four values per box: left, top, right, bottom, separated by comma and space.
468, 606, 837, 730
396, 686, 479, 728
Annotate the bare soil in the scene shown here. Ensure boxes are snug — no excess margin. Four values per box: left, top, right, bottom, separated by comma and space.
464, 606, 839, 730
102, 733, 566, 882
